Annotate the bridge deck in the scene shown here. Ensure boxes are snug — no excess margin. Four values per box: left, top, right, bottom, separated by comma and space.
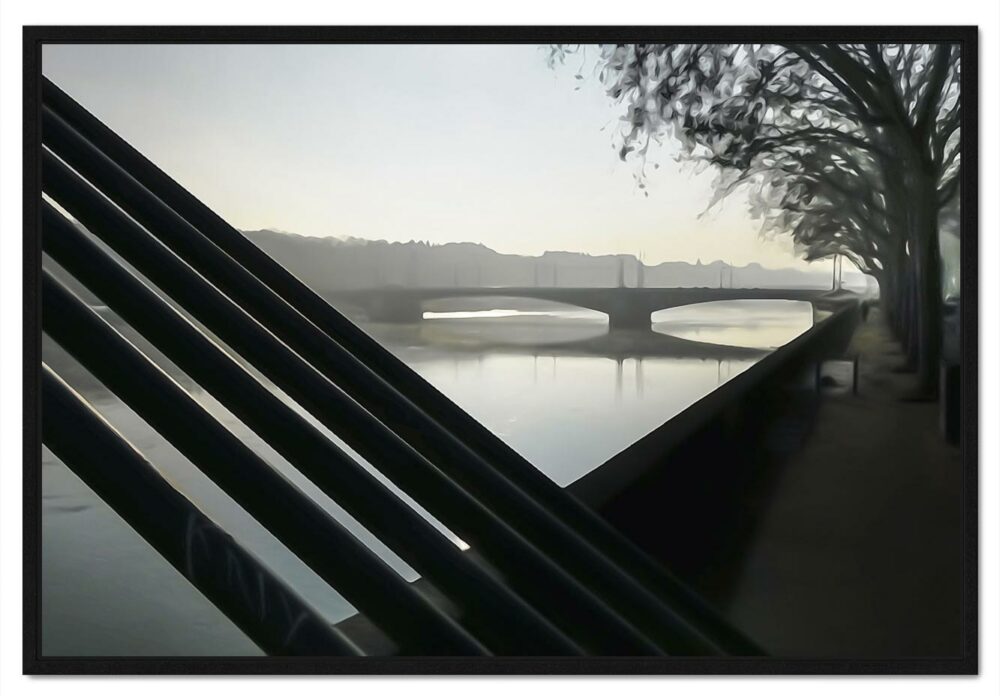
327, 286, 834, 329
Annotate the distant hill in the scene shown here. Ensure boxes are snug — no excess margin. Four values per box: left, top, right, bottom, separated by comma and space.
243, 229, 864, 293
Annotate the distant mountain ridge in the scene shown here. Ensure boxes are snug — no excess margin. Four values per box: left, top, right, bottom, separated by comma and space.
243, 228, 857, 293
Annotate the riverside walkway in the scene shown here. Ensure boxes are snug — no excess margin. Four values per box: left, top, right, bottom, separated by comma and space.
720, 308, 963, 658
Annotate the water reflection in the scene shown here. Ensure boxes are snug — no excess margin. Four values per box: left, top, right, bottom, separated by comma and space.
41, 299, 813, 655
402, 350, 757, 486
362, 300, 812, 486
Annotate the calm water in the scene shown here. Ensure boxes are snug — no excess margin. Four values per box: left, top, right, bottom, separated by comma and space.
41, 299, 814, 656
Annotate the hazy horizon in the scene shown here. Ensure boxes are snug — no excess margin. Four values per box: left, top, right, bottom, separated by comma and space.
245, 226, 856, 277
43, 43, 838, 271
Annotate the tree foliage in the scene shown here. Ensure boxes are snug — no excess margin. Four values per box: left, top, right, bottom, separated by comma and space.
552, 42, 961, 390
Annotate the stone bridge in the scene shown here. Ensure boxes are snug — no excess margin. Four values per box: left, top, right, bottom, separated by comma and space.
325, 286, 836, 330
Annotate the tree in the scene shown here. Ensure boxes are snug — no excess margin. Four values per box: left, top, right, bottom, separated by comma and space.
553, 43, 961, 394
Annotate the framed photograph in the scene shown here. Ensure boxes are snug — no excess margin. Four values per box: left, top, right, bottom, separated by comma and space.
22, 25, 977, 675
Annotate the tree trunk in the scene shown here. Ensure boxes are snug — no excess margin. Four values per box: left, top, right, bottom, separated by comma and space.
878, 262, 896, 321
883, 243, 907, 337
910, 171, 943, 397
893, 258, 919, 370
905, 263, 919, 365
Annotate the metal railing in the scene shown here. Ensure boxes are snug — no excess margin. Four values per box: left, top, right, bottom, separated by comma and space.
39, 77, 762, 656
41, 364, 362, 657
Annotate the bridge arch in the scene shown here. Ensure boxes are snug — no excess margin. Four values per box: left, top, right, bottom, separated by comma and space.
651, 299, 816, 349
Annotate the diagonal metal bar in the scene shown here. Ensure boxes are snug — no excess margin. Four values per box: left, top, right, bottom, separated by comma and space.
43, 203, 581, 657
41, 271, 487, 657
42, 105, 719, 656
42, 75, 760, 654
41, 363, 362, 657
41, 157, 661, 657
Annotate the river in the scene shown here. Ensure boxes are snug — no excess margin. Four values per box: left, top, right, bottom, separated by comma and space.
40, 299, 814, 656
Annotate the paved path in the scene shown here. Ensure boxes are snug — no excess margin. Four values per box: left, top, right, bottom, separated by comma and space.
721, 309, 964, 658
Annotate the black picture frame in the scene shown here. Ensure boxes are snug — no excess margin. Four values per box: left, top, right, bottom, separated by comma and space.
22, 24, 979, 676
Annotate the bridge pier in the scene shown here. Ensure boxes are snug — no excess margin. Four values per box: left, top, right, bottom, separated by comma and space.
607, 305, 653, 332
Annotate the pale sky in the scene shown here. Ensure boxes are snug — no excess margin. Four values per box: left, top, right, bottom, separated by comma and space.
43, 43, 820, 268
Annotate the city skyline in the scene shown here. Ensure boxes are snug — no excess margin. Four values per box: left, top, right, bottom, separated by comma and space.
43, 43, 829, 269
